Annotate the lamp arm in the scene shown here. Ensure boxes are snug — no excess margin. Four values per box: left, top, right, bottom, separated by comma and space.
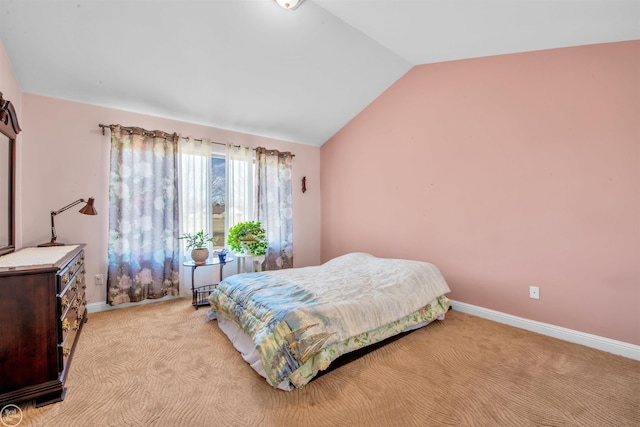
49, 199, 86, 243
50, 211, 57, 242
51, 198, 87, 216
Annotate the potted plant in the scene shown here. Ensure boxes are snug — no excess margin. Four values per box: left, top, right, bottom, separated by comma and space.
227, 221, 268, 256
215, 248, 229, 263
179, 230, 215, 264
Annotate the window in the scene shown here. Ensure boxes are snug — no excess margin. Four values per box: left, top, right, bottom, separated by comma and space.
180, 144, 293, 270
210, 156, 225, 248
180, 143, 255, 256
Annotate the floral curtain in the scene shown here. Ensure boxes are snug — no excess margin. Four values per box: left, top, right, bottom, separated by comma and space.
107, 126, 180, 305
256, 147, 293, 270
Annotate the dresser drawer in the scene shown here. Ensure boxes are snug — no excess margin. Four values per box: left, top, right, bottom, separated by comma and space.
59, 318, 78, 370
57, 249, 87, 374
57, 250, 85, 295
60, 293, 80, 343
58, 251, 85, 318
58, 288, 87, 374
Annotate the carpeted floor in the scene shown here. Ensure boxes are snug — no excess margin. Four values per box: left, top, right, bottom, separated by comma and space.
15, 298, 640, 426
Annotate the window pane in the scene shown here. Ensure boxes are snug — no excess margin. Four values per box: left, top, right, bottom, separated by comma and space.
211, 156, 226, 247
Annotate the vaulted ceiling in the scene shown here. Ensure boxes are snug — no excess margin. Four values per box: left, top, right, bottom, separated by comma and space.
1, 1, 638, 146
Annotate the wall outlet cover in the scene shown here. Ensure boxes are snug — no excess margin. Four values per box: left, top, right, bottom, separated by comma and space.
530, 285, 540, 300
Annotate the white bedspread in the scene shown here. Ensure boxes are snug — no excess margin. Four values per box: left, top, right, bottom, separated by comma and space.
210, 252, 451, 387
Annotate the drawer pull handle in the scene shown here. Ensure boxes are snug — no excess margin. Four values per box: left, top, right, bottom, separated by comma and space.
63, 274, 69, 285
71, 282, 78, 292
62, 346, 71, 357
72, 299, 80, 310
73, 319, 81, 331
61, 296, 69, 309
62, 318, 70, 332
70, 267, 75, 276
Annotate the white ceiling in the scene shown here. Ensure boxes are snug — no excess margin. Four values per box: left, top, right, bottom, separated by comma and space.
1, 1, 638, 146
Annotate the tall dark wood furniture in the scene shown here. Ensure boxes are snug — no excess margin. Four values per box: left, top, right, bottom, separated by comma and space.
0, 245, 88, 407
0, 91, 20, 257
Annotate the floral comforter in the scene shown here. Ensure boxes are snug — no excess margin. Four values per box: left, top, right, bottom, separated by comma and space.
209, 252, 451, 388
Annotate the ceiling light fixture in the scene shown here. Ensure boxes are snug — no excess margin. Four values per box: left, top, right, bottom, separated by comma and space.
275, 0, 304, 10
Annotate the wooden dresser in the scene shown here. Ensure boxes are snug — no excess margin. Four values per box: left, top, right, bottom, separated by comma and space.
0, 244, 87, 407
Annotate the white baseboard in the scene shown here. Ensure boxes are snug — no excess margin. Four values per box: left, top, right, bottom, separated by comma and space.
450, 300, 640, 361
86, 301, 112, 313
87, 297, 639, 361
86, 295, 182, 313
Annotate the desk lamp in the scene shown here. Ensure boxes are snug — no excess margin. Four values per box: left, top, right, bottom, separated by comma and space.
38, 197, 97, 247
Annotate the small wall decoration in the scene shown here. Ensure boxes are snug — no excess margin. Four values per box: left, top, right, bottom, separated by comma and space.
302, 176, 307, 193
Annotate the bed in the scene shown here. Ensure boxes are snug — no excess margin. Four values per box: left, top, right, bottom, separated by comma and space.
207, 252, 451, 390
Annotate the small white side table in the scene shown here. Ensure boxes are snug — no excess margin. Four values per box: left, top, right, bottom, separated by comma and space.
235, 254, 266, 274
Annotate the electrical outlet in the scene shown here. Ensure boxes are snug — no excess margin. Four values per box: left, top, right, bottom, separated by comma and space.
529, 285, 540, 300
95, 274, 104, 286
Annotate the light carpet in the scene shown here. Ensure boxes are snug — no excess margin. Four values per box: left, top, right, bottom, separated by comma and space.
15, 298, 640, 426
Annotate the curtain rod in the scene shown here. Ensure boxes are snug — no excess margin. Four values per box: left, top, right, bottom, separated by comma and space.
98, 123, 294, 157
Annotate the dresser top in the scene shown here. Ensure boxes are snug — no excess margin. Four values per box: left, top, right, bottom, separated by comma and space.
0, 245, 84, 273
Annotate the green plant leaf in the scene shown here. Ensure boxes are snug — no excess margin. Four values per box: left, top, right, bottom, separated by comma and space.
179, 230, 215, 250
227, 221, 268, 255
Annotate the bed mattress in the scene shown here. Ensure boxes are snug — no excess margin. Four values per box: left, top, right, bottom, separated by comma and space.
208, 252, 451, 389
213, 297, 449, 390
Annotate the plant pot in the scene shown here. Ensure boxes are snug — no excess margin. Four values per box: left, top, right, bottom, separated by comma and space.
191, 248, 209, 265
240, 238, 256, 255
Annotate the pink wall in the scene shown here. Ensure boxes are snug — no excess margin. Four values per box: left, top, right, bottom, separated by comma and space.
0, 41, 21, 114
20, 95, 321, 305
321, 41, 640, 345
0, 40, 22, 113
